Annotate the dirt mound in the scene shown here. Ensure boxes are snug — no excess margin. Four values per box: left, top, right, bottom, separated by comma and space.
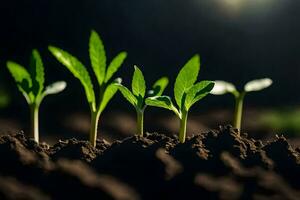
0, 125, 299, 199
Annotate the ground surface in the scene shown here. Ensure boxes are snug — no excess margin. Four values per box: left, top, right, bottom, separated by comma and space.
0, 125, 299, 200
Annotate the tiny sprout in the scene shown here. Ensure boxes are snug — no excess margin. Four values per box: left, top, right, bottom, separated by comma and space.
6, 49, 67, 143
211, 78, 273, 131
49, 30, 127, 147
146, 55, 214, 143
115, 66, 168, 136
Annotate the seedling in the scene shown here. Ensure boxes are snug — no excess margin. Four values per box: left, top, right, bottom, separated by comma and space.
210, 78, 273, 131
146, 55, 214, 143
115, 66, 168, 136
49, 30, 127, 147
6, 49, 67, 143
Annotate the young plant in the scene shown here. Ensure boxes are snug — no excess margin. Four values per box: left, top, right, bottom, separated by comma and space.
6, 49, 67, 143
49, 30, 127, 147
146, 55, 214, 143
210, 78, 273, 131
115, 66, 168, 136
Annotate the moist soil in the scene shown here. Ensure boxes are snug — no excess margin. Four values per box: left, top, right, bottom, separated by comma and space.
0, 125, 299, 200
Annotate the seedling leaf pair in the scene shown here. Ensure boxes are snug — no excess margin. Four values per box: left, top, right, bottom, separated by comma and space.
146, 55, 214, 143
7, 49, 66, 142
115, 66, 169, 135
49, 30, 127, 147
211, 78, 273, 131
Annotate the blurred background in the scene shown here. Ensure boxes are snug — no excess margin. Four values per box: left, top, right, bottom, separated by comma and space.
0, 0, 299, 144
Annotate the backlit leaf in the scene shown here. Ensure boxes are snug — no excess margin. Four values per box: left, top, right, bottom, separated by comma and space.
174, 55, 200, 109
49, 46, 95, 106
89, 30, 106, 85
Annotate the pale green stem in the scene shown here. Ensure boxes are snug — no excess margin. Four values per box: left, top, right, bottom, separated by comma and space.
136, 109, 144, 136
89, 111, 101, 147
233, 92, 245, 132
179, 110, 188, 143
30, 103, 39, 143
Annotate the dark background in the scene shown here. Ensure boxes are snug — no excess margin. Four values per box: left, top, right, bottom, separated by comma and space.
0, 0, 299, 139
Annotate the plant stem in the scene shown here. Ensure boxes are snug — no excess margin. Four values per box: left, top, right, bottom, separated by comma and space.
233, 92, 245, 132
179, 110, 188, 143
90, 111, 101, 147
30, 103, 39, 143
136, 109, 144, 136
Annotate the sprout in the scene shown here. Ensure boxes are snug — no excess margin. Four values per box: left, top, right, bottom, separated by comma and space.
6, 49, 66, 142
49, 30, 127, 147
115, 66, 168, 136
146, 55, 214, 143
211, 78, 273, 131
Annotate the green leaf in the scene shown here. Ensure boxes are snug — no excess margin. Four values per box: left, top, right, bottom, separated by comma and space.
48, 46, 95, 106
210, 80, 237, 95
132, 66, 146, 98
174, 55, 200, 109
244, 78, 273, 92
6, 61, 33, 103
115, 84, 137, 107
146, 96, 180, 117
29, 49, 45, 97
105, 52, 127, 83
99, 83, 119, 114
43, 81, 67, 96
149, 77, 169, 96
89, 30, 106, 85
185, 81, 214, 110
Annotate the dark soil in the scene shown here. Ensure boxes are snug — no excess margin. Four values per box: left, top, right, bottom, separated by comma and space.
0, 125, 299, 200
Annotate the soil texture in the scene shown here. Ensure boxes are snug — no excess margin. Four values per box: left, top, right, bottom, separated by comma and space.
0, 125, 299, 200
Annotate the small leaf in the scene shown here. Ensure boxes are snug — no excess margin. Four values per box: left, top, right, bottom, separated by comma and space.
210, 80, 237, 95
29, 49, 45, 97
99, 83, 119, 114
244, 78, 273, 92
185, 81, 215, 110
89, 30, 106, 85
132, 66, 146, 98
115, 84, 137, 106
105, 52, 127, 83
49, 46, 95, 106
149, 77, 169, 96
6, 61, 33, 103
146, 96, 180, 117
44, 81, 67, 96
174, 55, 200, 109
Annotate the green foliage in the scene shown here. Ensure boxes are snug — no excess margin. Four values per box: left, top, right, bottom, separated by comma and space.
145, 54, 214, 143
49, 30, 127, 146
48, 46, 95, 107
146, 55, 214, 117
6, 49, 66, 142
174, 55, 200, 109
115, 66, 169, 135
7, 50, 66, 106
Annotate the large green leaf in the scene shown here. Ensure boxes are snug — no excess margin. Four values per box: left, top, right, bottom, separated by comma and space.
29, 49, 45, 97
149, 77, 169, 96
115, 84, 137, 107
105, 52, 127, 83
132, 66, 146, 98
99, 83, 119, 114
174, 55, 200, 109
7, 61, 34, 103
185, 81, 214, 110
146, 96, 180, 117
89, 30, 106, 85
48, 46, 95, 106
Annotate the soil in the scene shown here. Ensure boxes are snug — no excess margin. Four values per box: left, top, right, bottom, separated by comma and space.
0, 125, 299, 200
